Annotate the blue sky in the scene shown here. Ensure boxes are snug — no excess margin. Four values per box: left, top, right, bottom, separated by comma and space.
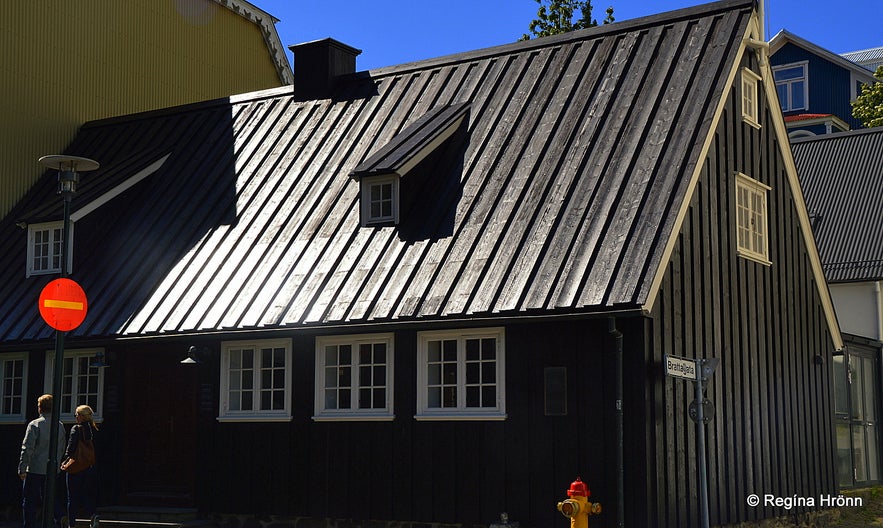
254, 0, 883, 72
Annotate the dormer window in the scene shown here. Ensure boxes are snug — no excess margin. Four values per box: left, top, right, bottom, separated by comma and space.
362, 174, 399, 225
351, 103, 470, 228
27, 221, 69, 277
20, 153, 171, 278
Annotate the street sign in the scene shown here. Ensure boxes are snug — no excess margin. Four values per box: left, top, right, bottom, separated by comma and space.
664, 354, 697, 380
663, 353, 720, 528
689, 398, 715, 424
38, 278, 88, 331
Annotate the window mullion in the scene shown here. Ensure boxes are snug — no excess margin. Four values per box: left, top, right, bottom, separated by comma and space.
457, 337, 466, 410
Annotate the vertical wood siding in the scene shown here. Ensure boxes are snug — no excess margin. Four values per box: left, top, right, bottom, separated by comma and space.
646, 52, 837, 527
183, 320, 617, 527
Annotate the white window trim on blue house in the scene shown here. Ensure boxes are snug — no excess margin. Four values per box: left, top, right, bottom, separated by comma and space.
772, 61, 809, 112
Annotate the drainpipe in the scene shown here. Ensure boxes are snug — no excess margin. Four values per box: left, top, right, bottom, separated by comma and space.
876, 281, 883, 342
608, 317, 624, 528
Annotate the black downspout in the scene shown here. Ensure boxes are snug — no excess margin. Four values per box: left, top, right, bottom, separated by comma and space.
608, 317, 625, 528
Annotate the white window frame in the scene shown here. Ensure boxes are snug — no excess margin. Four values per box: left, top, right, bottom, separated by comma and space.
313, 333, 394, 421
218, 339, 292, 423
740, 68, 762, 128
416, 327, 506, 421
27, 221, 72, 277
735, 172, 772, 266
0, 352, 28, 423
44, 348, 105, 423
772, 61, 808, 112
360, 175, 399, 226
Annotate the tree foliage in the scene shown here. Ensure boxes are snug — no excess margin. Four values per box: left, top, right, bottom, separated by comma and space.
520, 0, 614, 41
852, 66, 883, 128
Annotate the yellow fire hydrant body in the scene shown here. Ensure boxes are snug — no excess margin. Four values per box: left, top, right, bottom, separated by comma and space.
556, 477, 601, 528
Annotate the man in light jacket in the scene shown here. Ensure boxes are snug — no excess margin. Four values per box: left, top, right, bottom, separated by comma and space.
19, 394, 66, 528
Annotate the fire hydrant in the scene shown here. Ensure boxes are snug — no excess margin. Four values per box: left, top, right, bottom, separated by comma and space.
556, 477, 601, 528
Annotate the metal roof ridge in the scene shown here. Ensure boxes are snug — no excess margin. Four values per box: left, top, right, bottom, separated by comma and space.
791, 126, 883, 144
79, 84, 293, 131
842, 45, 883, 57
362, 0, 756, 79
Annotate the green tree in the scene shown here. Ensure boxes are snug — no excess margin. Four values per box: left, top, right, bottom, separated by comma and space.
852, 66, 883, 128
520, 0, 614, 41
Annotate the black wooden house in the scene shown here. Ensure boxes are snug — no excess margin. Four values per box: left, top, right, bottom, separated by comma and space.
0, 1, 843, 526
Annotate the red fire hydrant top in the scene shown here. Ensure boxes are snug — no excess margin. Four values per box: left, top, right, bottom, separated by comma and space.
567, 477, 590, 497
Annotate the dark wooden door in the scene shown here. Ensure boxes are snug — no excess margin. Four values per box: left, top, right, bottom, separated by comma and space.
122, 349, 197, 505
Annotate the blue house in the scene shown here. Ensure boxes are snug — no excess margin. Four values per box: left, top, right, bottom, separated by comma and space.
769, 30, 877, 138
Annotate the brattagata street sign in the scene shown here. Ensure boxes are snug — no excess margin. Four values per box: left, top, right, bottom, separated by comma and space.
664, 354, 697, 380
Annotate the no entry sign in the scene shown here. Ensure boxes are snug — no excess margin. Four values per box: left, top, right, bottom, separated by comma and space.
38, 278, 88, 331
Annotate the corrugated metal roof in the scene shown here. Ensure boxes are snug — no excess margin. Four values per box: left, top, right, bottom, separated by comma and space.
841, 46, 883, 72
0, 0, 754, 342
793, 128, 883, 282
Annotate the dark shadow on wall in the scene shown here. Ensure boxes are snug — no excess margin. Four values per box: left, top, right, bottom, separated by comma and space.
397, 119, 469, 243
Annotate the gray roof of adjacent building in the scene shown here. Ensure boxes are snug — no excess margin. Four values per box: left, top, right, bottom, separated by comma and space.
793, 127, 883, 282
841, 45, 883, 73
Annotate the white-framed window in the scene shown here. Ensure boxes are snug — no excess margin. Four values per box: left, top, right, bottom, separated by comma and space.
27, 221, 72, 277
740, 67, 762, 128
416, 327, 506, 420
735, 172, 772, 265
314, 333, 394, 421
772, 62, 808, 112
360, 175, 399, 226
44, 349, 104, 422
219, 339, 292, 422
0, 353, 28, 423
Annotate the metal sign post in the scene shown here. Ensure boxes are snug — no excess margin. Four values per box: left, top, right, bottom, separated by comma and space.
37, 155, 98, 528
664, 355, 719, 528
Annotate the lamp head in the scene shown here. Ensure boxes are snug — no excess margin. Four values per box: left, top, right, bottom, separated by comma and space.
38, 155, 99, 197
181, 346, 201, 364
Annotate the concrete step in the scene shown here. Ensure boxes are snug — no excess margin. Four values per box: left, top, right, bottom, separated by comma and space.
72, 507, 215, 528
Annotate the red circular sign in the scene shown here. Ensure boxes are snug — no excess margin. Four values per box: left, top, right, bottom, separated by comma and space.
38, 278, 88, 331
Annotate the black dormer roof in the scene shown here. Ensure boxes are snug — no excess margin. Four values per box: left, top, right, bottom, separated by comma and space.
351, 103, 470, 178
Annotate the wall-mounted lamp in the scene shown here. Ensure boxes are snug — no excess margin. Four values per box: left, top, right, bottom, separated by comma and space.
89, 351, 108, 368
181, 346, 209, 365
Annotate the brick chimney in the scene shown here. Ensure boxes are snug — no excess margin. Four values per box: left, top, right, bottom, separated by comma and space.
289, 38, 361, 100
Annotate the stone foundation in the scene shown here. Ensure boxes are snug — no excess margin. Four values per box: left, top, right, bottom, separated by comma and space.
212, 514, 486, 528
211, 509, 840, 528
718, 508, 841, 528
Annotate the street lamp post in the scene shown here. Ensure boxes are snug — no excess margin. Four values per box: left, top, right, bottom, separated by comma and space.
37, 155, 98, 528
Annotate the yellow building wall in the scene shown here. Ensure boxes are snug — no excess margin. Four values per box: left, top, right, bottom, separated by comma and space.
0, 0, 289, 216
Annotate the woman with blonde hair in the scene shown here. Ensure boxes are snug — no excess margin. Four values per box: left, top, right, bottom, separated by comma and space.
62, 405, 98, 527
